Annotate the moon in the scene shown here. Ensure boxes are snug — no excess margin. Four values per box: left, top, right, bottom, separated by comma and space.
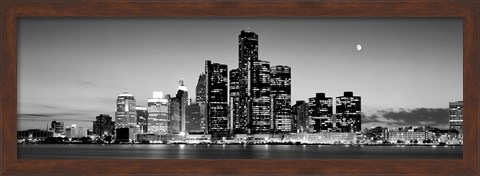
356, 44, 362, 51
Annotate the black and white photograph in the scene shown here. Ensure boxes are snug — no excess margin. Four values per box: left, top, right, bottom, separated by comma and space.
17, 17, 463, 159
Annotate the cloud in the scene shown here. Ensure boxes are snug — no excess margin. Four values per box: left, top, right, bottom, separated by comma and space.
78, 80, 94, 86
18, 113, 95, 122
362, 108, 449, 129
418, 121, 436, 125
19, 112, 79, 117
35, 104, 59, 109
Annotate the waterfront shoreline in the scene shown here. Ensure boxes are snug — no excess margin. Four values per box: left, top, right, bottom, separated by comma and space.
17, 142, 463, 147
17, 144, 463, 160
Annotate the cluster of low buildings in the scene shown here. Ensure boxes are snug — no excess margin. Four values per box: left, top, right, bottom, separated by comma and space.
17, 122, 462, 145
17, 121, 90, 143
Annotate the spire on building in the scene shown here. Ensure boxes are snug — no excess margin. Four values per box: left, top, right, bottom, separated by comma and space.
178, 78, 188, 91
179, 78, 184, 86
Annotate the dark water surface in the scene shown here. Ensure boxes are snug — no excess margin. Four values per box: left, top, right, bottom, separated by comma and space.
18, 144, 462, 159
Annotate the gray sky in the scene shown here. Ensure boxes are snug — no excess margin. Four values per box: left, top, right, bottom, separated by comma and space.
18, 18, 462, 130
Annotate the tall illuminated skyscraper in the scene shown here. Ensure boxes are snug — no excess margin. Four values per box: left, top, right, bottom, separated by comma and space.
449, 101, 463, 139
196, 74, 206, 104
250, 60, 272, 134
335, 91, 361, 133
229, 68, 242, 133
270, 65, 292, 133
205, 60, 229, 136
237, 29, 259, 134
168, 97, 181, 134
309, 93, 333, 132
147, 92, 169, 134
195, 73, 207, 133
176, 79, 189, 134
115, 91, 137, 128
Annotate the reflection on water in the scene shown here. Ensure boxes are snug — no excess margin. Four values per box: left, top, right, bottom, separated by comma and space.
18, 144, 462, 160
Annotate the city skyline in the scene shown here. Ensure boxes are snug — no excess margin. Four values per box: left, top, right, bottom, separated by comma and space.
18, 17, 462, 130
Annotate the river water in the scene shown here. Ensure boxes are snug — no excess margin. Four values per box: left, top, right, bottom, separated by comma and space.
17, 144, 462, 159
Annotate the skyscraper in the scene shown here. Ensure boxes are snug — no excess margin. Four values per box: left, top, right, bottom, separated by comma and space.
309, 93, 333, 132
291, 100, 309, 133
168, 97, 181, 134
270, 65, 292, 133
93, 114, 115, 136
135, 106, 148, 133
147, 92, 169, 134
250, 60, 272, 134
185, 104, 201, 133
205, 60, 229, 135
195, 73, 207, 133
237, 29, 259, 134
335, 91, 361, 133
229, 68, 243, 133
449, 101, 463, 139
196, 73, 206, 104
176, 79, 189, 134
115, 92, 137, 128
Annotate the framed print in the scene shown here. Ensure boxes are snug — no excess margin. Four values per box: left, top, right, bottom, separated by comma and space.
15, 17, 464, 160
1, 0, 478, 175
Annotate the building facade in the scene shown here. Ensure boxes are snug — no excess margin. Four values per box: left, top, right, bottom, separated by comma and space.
50, 120, 65, 135
17, 129, 53, 141
250, 60, 272, 134
229, 68, 243, 133
449, 101, 463, 139
309, 93, 333, 132
93, 114, 115, 136
270, 65, 292, 133
364, 126, 389, 142
176, 80, 189, 134
335, 91, 361, 133
168, 97, 181, 134
285, 132, 357, 144
205, 60, 229, 135
237, 30, 259, 134
195, 73, 207, 133
115, 128, 136, 143
147, 92, 169, 134
185, 104, 201, 133
135, 106, 148, 133
388, 131, 430, 143
66, 124, 87, 138
115, 92, 137, 128
291, 100, 309, 133
196, 73, 206, 104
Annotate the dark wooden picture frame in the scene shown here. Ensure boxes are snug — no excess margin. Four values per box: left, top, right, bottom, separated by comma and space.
1, 0, 478, 175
